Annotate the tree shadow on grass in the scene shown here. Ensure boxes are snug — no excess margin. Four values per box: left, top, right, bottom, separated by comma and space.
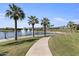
0, 51, 8, 56
1, 38, 37, 46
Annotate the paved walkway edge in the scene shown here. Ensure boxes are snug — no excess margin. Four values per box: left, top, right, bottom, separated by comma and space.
26, 37, 52, 56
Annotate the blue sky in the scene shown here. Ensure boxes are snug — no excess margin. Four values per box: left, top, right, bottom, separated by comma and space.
0, 3, 79, 28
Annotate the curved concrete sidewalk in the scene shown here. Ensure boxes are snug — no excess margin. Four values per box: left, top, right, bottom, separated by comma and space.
26, 37, 52, 56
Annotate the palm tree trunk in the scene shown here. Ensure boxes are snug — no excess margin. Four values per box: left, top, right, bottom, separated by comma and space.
32, 24, 34, 37
44, 25, 46, 37
15, 20, 17, 40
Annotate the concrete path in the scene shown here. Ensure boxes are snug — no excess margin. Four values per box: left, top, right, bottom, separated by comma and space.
26, 37, 52, 56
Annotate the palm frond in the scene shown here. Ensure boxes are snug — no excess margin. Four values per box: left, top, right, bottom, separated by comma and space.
9, 4, 14, 11
41, 17, 50, 26
5, 10, 12, 17
28, 16, 39, 25
5, 4, 25, 20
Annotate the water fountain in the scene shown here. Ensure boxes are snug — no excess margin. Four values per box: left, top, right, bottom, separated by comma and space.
21, 28, 26, 36
27, 29, 30, 32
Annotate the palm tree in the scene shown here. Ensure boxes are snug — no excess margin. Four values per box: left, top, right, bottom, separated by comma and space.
28, 16, 39, 37
67, 21, 76, 32
41, 17, 50, 36
5, 4, 25, 40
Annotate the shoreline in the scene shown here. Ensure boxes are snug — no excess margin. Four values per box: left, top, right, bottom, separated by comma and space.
0, 35, 45, 42
0, 32, 65, 42
0, 33, 54, 42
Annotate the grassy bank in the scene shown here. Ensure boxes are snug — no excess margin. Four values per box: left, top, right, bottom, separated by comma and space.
0, 36, 43, 56
48, 33, 79, 56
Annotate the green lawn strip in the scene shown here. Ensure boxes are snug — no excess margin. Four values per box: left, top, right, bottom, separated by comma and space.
0, 36, 43, 56
48, 33, 79, 56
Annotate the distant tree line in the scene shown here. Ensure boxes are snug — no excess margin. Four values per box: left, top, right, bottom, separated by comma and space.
0, 28, 23, 31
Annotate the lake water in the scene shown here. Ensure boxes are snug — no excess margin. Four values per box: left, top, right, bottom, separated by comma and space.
0, 31, 32, 39
0, 31, 53, 39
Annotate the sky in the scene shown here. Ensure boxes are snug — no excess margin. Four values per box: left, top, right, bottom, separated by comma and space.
0, 3, 79, 28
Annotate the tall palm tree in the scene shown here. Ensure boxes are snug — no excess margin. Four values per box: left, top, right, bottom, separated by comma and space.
41, 17, 50, 36
28, 16, 39, 37
5, 4, 25, 40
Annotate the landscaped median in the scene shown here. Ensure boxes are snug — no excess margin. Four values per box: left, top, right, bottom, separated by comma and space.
48, 33, 79, 56
0, 36, 43, 56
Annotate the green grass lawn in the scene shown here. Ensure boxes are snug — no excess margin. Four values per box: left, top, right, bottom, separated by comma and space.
48, 33, 79, 56
0, 36, 43, 56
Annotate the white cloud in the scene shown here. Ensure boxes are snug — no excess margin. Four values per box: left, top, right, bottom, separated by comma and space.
50, 17, 68, 27
69, 19, 79, 24
0, 13, 5, 19
53, 18, 66, 22
50, 17, 79, 27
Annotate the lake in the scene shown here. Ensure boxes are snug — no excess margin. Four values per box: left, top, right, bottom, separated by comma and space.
0, 31, 53, 39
